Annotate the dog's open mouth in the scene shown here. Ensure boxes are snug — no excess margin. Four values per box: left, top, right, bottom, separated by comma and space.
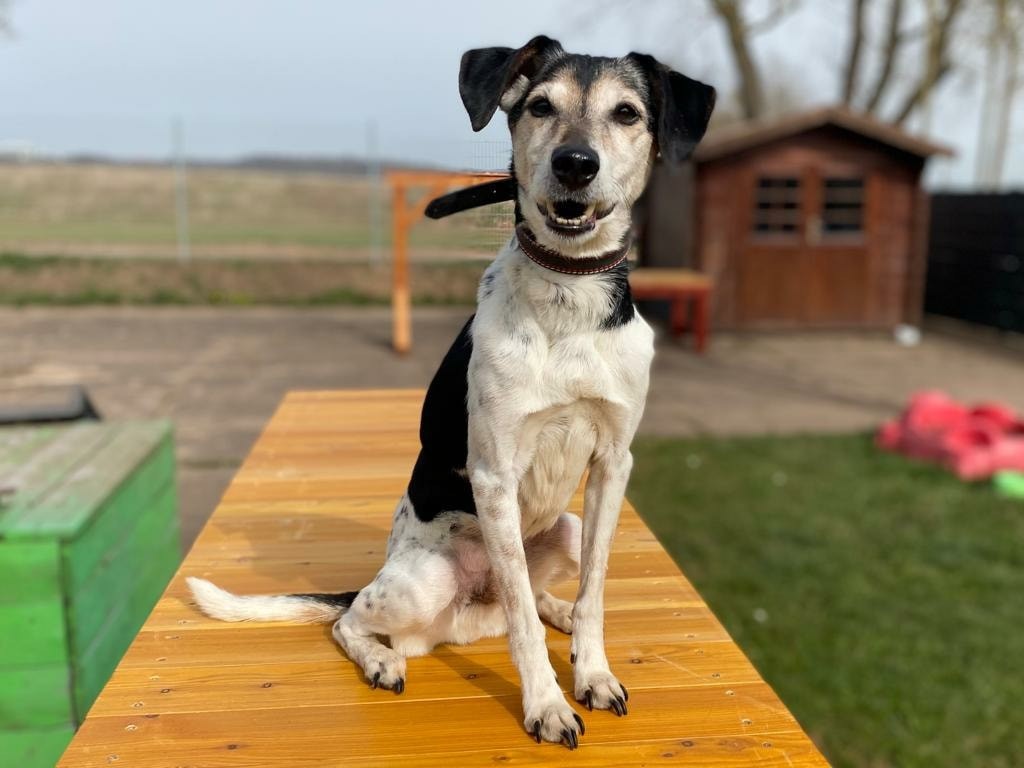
538, 200, 615, 237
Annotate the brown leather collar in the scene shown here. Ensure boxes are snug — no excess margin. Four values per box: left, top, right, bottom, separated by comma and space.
515, 224, 632, 276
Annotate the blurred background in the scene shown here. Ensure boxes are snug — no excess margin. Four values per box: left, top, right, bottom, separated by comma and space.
1, 1, 1023, 767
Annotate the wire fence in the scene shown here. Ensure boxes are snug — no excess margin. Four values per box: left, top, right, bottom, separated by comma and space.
0, 114, 515, 265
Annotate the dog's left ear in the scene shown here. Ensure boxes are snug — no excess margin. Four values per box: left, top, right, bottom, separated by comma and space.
627, 53, 716, 166
459, 35, 564, 131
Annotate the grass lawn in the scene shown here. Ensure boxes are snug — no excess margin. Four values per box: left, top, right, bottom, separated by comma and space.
629, 433, 1024, 768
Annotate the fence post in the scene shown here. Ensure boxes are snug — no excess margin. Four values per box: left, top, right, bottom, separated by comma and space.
172, 117, 191, 264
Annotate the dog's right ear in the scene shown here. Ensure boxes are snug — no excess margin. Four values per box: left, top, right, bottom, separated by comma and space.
459, 35, 563, 131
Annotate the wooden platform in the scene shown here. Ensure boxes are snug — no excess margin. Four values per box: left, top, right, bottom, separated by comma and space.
629, 268, 713, 352
58, 390, 829, 767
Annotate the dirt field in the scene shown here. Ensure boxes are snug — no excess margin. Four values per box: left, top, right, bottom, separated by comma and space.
0, 161, 512, 260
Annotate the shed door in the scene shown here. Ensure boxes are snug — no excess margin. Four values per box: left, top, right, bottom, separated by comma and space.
738, 166, 871, 326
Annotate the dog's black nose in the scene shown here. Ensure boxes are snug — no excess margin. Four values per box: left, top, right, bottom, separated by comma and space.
551, 145, 600, 190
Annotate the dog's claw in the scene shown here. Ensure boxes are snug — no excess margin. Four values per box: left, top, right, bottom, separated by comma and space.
622, 684, 629, 701
561, 728, 574, 750
585, 690, 593, 711
570, 652, 576, 664
370, 672, 380, 690
532, 719, 542, 744
394, 678, 405, 695
611, 696, 628, 716
573, 712, 585, 736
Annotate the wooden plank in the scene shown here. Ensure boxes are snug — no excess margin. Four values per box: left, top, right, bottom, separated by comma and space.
73, 504, 182, 720
0, 598, 68, 666
0, 424, 114, 537
0, 663, 74, 728
87, 642, 766, 718
64, 685, 810, 765
0, 540, 61, 603
58, 390, 829, 767
62, 429, 176, 594
0, 726, 75, 768
0, 425, 60, 482
68, 485, 181, 658
3, 422, 171, 539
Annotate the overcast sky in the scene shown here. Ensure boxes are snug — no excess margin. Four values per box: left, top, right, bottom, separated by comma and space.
1, 0, 1020, 187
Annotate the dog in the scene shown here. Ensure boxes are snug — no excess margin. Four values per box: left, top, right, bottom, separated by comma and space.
188, 35, 714, 749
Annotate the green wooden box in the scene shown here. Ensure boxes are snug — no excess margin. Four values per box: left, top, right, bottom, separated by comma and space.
0, 422, 181, 766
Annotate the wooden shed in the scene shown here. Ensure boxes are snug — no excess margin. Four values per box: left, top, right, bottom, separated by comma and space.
653, 107, 952, 329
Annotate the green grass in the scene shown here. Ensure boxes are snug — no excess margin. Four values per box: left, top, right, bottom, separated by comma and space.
629, 433, 1024, 768
0, 163, 509, 254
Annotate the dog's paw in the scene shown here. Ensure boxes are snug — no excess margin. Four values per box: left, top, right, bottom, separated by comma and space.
575, 670, 628, 716
363, 647, 407, 694
523, 696, 585, 749
538, 595, 574, 634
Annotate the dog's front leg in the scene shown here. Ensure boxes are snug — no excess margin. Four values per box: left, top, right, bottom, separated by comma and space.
571, 441, 632, 716
471, 450, 584, 748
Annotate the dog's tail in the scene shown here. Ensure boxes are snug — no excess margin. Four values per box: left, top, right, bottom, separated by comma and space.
186, 577, 359, 624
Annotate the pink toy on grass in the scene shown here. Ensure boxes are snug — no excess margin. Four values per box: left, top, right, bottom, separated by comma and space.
877, 390, 1024, 480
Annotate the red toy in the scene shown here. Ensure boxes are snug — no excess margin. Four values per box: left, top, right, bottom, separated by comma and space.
877, 390, 1024, 480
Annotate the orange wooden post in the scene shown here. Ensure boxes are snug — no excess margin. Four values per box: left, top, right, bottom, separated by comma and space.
386, 170, 510, 355
391, 183, 411, 355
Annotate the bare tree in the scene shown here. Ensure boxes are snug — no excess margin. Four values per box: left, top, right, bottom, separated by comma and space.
707, 0, 800, 119
841, 0, 871, 103
975, 0, 1024, 185
862, 0, 906, 112
891, 0, 967, 124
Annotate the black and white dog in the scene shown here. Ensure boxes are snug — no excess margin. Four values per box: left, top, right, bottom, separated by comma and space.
189, 36, 714, 749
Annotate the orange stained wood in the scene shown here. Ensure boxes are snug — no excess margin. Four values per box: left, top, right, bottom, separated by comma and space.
629, 268, 714, 353
629, 268, 713, 292
58, 390, 830, 767
388, 170, 509, 355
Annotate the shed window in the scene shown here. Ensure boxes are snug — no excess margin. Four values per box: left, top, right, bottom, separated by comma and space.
823, 178, 864, 234
753, 177, 801, 234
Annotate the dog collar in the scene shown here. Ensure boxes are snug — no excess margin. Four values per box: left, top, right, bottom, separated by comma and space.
515, 224, 632, 276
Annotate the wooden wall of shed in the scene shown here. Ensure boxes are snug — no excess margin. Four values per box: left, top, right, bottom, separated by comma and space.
694, 126, 926, 329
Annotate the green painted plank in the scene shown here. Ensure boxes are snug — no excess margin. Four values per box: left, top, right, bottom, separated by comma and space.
0, 726, 75, 768
62, 431, 176, 595
0, 664, 73, 729
67, 486, 180, 657
0, 540, 61, 604
72, 529, 180, 719
3, 421, 171, 539
0, 426, 60, 481
0, 423, 115, 537
0, 599, 68, 665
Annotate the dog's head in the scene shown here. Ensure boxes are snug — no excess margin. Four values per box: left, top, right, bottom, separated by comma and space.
460, 36, 715, 258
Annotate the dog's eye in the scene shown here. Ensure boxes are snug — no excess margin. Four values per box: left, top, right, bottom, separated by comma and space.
528, 98, 554, 118
613, 103, 641, 125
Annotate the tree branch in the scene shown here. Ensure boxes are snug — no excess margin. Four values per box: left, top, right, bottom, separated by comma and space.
891, 0, 966, 125
841, 0, 870, 104
745, 0, 801, 34
863, 0, 905, 112
709, 0, 766, 119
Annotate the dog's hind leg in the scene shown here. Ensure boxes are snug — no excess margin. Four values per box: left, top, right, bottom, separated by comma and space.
528, 513, 582, 634
331, 549, 458, 693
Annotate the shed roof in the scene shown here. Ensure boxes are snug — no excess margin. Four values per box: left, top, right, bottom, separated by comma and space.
694, 106, 955, 163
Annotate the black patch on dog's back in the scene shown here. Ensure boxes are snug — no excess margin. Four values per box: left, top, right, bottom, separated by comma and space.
601, 262, 635, 329
408, 316, 478, 522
